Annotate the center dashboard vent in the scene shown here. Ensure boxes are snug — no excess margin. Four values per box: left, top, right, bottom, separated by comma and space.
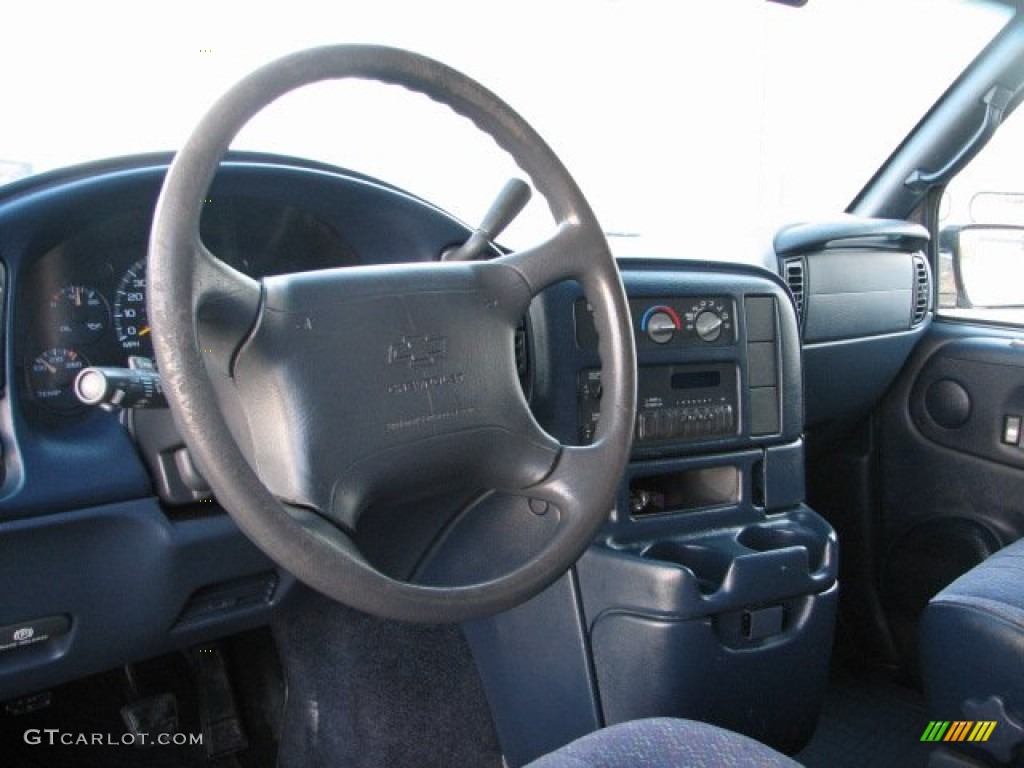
912, 253, 931, 326
783, 258, 805, 321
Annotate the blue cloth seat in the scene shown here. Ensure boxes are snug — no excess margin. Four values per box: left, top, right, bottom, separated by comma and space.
526, 718, 801, 768
919, 537, 1024, 764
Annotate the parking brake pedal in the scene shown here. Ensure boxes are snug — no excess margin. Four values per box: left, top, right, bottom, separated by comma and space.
187, 644, 249, 760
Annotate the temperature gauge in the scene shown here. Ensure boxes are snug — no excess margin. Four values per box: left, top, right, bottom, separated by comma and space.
29, 347, 90, 413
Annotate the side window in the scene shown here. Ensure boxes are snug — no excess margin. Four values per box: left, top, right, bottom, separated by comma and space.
939, 104, 1024, 324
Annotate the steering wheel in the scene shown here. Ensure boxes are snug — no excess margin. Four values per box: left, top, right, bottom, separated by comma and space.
149, 45, 636, 623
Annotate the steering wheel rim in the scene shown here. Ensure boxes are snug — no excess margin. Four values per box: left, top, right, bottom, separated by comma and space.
149, 45, 636, 622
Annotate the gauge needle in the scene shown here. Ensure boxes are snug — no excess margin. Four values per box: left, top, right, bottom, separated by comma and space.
37, 357, 57, 374
138, 326, 151, 337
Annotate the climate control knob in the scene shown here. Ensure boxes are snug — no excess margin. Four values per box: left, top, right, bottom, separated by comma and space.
694, 310, 724, 342
646, 311, 677, 343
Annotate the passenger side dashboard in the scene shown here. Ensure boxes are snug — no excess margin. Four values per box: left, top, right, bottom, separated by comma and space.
775, 217, 932, 428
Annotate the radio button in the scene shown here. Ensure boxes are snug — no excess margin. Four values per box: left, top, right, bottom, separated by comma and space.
721, 404, 735, 433
658, 411, 672, 440
695, 409, 709, 437
637, 412, 657, 441
670, 408, 686, 439
681, 409, 696, 439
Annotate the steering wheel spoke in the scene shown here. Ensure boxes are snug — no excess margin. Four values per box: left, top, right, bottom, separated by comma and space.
497, 222, 592, 295
190, 240, 261, 377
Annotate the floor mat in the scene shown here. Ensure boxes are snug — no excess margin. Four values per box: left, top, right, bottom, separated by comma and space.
0, 656, 209, 768
273, 596, 504, 768
0, 635, 278, 768
796, 667, 933, 768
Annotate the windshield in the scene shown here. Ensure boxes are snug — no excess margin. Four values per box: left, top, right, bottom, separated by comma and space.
1, 0, 1013, 254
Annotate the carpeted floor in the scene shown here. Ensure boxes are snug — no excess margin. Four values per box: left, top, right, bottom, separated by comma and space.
0, 606, 502, 768
0, 653, 220, 768
272, 597, 504, 768
796, 667, 933, 768
269, 602, 950, 768
2, 599, 946, 768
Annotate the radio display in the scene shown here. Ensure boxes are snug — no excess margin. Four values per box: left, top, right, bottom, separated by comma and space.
670, 370, 721, 390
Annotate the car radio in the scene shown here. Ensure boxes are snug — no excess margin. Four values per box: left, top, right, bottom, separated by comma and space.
578, 362, 739, 444
573, 292, 783, 445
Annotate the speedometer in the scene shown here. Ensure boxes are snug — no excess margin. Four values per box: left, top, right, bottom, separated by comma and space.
113, 258, 151, 355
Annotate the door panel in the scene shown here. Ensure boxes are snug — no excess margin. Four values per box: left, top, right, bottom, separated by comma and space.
876, 320, 1024, 665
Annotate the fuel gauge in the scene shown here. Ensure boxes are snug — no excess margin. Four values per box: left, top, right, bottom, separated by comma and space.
50, 284, 110, 345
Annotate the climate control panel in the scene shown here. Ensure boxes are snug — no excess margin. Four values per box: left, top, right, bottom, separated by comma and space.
575, 296, 735, 349
638, 297, 734, 346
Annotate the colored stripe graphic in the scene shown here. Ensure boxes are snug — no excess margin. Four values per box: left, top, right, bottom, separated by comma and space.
945, 721, 971, 741
968, 721, 997, 742
921, 721, 997, 742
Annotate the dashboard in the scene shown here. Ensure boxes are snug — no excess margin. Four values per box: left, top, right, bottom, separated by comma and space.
0, 153, 485, 698
0, 152, 929, 702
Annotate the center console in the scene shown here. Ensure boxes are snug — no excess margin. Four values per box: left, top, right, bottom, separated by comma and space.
463, 260, 838, 766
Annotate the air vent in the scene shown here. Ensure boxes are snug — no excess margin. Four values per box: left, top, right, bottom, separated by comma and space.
912, 254, 931, 326
783, 258, 805, 320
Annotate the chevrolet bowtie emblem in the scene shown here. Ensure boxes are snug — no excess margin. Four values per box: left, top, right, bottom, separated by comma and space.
388, 335, 448, 367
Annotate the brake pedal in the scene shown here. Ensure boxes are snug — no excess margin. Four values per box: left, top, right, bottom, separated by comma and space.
121, 692, 179, 743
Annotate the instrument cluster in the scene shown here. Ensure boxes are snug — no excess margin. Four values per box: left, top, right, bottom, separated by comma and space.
18, 198, 359, 417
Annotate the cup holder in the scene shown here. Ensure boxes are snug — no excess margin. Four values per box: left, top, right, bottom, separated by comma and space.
642, 541, 733, 594
737, 523, 825, 572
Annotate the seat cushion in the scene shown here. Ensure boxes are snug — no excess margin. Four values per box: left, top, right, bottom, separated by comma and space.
919, 537, 1024, 722
525, 718, 801, 768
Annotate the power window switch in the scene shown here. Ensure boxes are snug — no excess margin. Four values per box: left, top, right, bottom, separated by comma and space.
1003, 415, 1022, 446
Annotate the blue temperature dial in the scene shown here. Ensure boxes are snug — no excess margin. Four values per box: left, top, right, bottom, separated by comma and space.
640, 305, 682, 344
